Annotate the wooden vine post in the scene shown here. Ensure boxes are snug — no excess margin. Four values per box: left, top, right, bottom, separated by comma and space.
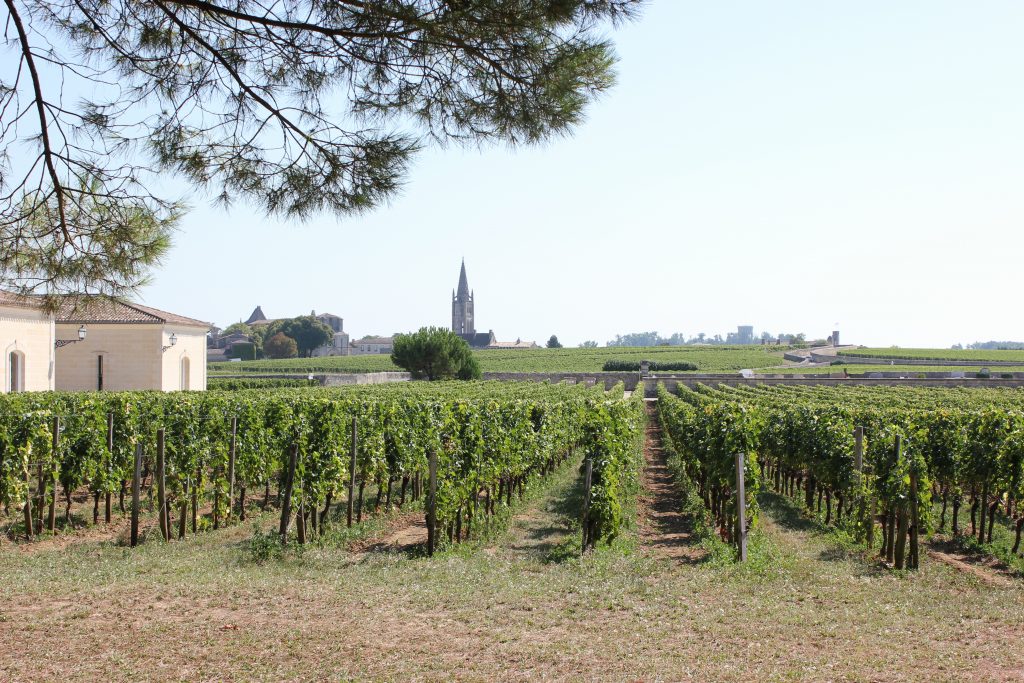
279, 442, 299, 543
893, 435, 909, 569
227, 417, 237, 522
105, 411, 114, 523
156, 429, 168, 541
347, 417, 357, 528
581, 455, 594, 555
130, 443, 143, 547
48, 416, 59, 533
735, 452, 748, 562
426, 449, 438, 556
854, 426, 871, 546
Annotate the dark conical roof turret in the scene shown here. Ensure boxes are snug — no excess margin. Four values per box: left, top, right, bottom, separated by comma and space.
245, 305, 267, 324
456, 259, 471, 300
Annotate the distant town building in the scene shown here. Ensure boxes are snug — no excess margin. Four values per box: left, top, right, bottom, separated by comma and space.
311, 310, 350, 356
450, 261, 537, 350
488, 338, 540, 349
726, 325, 756, 345
227, 305, 351, 356
352, 336, 394, 355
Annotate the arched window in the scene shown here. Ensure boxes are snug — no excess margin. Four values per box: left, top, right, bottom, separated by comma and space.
9, 350, 25, 393
180, 357, 191, 391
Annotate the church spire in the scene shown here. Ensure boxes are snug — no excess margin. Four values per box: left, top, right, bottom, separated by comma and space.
452, 259, 475, 336
456, 258, 471, 300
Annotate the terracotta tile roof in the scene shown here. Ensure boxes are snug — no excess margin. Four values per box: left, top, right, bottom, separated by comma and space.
0, 290, 41, 310
56, 296, 211, 328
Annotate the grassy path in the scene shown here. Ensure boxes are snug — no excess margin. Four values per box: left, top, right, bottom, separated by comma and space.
491, 456, 584, 564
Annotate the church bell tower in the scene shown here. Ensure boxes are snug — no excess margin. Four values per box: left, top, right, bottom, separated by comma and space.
452, 259, 475, 336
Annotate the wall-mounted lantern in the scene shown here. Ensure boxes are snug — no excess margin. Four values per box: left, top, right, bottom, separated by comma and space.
55, 325, 87, 348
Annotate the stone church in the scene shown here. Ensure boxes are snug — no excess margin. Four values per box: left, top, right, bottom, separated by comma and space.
452, 261, 537, 350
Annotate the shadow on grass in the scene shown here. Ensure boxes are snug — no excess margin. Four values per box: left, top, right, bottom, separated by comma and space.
758, 491, 818, 534
491, 460, 588, 565
758, 490, 889, 576
929, 535, 1024, 580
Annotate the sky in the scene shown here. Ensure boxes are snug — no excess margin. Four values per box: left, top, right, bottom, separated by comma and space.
135, 1, 1024, 348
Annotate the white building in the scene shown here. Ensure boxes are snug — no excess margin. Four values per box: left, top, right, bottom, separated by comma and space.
55, 297, 210, 392
1, 291, 55, 393
351, 336, 394, 355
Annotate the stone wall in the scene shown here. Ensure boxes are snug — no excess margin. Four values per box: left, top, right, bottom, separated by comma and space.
322, 372, 411, 386
814, 351, 1022, 367
211, 371, 411, 386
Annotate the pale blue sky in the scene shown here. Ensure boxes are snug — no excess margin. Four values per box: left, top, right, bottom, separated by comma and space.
139, 1, 1024, 348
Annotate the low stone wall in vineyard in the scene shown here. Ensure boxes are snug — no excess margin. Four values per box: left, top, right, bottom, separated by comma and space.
211, 371, 412, 386
815, 351, 1022, 366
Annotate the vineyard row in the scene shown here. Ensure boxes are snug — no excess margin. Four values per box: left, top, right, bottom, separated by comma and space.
657, 383, 1024, 566
0, 382, 645, 550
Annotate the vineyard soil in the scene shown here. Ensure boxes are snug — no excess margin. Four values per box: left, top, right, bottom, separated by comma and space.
637, 401, 705, 563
